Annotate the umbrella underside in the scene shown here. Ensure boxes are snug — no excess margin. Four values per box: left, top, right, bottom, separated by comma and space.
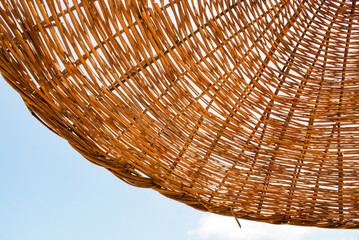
1, 0, 359, 228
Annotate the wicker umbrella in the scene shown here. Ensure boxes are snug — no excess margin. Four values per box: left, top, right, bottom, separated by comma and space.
1, 0, 359, 228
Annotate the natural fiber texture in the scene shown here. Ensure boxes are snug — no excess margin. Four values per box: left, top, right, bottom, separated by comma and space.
1, 0, 359, 228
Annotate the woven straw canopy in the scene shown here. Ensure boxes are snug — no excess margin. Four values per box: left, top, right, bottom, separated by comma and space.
1, 0, 359, 228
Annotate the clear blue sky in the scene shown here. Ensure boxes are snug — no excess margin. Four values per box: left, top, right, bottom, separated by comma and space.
1, 75, 358, 240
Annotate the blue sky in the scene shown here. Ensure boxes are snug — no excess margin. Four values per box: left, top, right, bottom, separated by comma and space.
1, 75, 358, 240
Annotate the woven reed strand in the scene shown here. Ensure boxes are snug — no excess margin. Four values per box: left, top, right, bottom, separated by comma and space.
1, 0, 359, 228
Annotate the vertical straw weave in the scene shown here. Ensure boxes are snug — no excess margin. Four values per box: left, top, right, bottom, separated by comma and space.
1, 0, 359, 228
